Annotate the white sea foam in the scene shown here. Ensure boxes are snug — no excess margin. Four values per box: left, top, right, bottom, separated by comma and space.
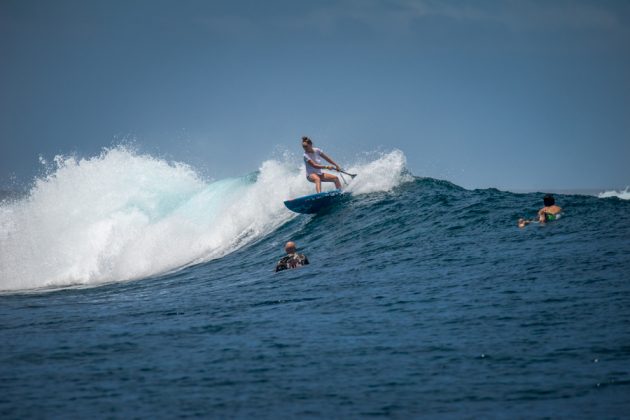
598, 187, 630, 200
0, 147, 410, 291
344, 149, 412, 194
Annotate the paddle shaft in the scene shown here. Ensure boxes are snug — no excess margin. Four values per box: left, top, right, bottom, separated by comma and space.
322, 165, 357, 178
329, 168, 357, 178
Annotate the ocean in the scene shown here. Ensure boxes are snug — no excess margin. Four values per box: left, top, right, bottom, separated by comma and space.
1, 148, 629, 418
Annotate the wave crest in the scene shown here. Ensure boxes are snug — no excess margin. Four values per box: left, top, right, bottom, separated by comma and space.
0, 147, 410, 291
598, 187, 630, 200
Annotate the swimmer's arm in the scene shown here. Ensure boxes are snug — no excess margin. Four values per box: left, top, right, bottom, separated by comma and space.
306, 158, 336, 170
306, 159, 331, 169
319, 151, 341, 171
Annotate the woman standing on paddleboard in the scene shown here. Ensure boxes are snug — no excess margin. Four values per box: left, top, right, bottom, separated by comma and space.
302, 136, 342, 193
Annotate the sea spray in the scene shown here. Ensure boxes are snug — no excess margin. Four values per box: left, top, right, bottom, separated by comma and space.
1, 148, 208, 290
0, 147, 410, 291
345, 149, 412, 194
598, 187, 630, 200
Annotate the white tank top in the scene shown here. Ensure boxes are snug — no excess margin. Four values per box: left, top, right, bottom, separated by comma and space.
303, 148, 324, 176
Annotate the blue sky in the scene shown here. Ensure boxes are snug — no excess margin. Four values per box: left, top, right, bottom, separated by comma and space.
1, 0, 629, 191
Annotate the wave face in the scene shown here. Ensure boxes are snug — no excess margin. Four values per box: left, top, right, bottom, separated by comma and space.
1, 148, 630, 417
0, 147, 409, 291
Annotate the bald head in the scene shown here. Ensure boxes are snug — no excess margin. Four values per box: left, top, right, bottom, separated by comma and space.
284, 241, 297, 254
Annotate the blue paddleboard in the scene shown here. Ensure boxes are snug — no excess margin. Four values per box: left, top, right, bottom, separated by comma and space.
284, 189, 347, 214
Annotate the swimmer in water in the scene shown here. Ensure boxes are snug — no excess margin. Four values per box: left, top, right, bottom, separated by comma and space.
518, 194, 562, 228
275, 241, 310, 272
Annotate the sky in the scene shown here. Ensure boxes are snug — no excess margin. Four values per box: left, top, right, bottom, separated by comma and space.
1, 0, 629, 191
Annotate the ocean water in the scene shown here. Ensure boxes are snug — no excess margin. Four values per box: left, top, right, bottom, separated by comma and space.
1, 148, 629, 418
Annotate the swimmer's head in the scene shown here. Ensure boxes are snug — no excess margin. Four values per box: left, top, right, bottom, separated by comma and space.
302, 136, 313, 153
543, 194, 555, 207
301, 136, 313, 152
285, 241, 297, 254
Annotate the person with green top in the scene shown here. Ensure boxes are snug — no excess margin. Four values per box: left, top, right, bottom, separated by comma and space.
518, 194, 562, 228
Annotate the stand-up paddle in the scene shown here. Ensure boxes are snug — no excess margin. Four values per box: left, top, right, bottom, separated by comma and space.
337, 169, 357, 178
334, 168, 356, 186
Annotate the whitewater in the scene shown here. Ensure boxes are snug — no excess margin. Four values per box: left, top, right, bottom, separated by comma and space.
1, 147, 629, 418
0, 147, 410, 291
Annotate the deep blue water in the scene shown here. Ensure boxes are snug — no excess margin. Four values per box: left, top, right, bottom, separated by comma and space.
1, 178, 630, 418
